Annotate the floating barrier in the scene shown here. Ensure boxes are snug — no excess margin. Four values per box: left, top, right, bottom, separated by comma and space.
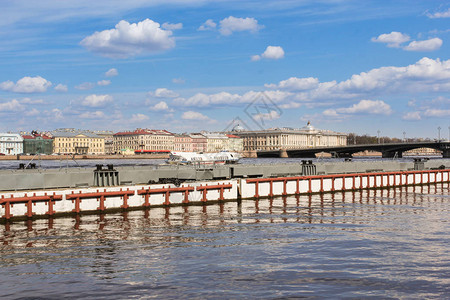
0, 169, 449, 222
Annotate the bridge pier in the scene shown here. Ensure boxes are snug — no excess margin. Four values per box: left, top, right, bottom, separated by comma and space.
382, 151, 403, 158
279, 148, 289, 158
443, 149, 450, 158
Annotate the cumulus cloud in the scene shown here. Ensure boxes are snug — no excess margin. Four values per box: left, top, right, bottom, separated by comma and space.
105, 68, 118, 77
182, 111, 214, 122
162, 22, 182, 30
219, 16, 263, 36
132, 113, 149, 121
19, 98, 45, 104
252, 46, 285, 61
198, 19, 217, 31
0, 99, 25, 112
372, 32, 442, 52
97, 80, 111, 86
323, 100, 393, 117
54, 84, 68, 92
148, 88, 179, 98
423, 108, 450, 117
427, 8, 450, 18
150, 101, 172, 111
79, 111, 106, 119
81, 94, 113, 107
265, 77, 319, 91
75, 82, 95, 90
402, 111, 421, 121
403, 38, 443, 51
80, 19, 176, 59
0, 76, 52, 93
371, 31, 410, 48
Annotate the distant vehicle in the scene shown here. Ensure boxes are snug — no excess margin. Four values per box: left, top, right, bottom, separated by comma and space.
0, 153, 5, 156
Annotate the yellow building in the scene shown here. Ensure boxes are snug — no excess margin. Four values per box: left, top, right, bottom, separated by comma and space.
113, 129, 174, 153
52, 130, 105, 155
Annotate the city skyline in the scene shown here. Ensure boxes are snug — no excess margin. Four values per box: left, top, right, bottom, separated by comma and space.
0, 1, 449, 139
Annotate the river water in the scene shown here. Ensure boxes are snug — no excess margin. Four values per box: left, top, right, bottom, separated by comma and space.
1, 184, 449, 299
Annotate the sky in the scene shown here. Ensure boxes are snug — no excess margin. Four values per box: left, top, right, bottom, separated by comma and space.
0, 0, 449, 139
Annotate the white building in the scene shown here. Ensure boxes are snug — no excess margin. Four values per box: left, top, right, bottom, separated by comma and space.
230, 122, 347, 151
0, 133, 23, 155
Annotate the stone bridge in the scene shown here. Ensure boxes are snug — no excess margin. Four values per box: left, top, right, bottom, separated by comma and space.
257, 141, 450, 158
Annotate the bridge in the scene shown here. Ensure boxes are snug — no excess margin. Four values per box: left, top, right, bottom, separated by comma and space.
257, 141, 450, 158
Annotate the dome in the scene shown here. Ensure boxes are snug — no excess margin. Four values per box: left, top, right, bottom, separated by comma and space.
232, 124, 245, 132
301, 121, 315, 132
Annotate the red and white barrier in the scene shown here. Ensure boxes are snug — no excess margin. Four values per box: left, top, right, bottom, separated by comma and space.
1, 169, 449, 222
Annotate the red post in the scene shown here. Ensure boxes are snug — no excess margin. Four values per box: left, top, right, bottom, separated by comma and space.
296, 178, 300, 194
320, 176, 324, 193
308, 178, 312, 194
165, 190, 170, 205
183, 190, 190, 204
331, 177, 335, 192
254, 181, 259, 198
282, 180, 287, 196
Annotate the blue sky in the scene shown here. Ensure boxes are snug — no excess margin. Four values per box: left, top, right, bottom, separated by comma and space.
0, 0, 449, 139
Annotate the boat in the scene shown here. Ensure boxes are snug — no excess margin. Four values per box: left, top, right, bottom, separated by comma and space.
167, 151, 241, 165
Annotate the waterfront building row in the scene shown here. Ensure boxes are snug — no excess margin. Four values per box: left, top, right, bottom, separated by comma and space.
1, 122, 347, 155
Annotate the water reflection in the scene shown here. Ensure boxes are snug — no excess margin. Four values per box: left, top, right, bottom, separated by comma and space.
0, 183, 449, 299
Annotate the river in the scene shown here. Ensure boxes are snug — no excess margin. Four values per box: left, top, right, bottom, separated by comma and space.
1, 183, 449, 299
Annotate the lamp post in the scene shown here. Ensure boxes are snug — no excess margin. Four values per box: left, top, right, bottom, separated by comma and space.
438, 126, 441, 142
377, 130, 380, 144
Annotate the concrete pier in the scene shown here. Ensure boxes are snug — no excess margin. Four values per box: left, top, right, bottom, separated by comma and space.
1, 159, 449, 223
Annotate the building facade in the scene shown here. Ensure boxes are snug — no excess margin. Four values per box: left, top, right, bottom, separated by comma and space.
22, 133, 53, 155
0, 133, 23, 155
189, 133, 207, 153
174, 134, 193, 152
52, 130, 105, 155
230, 122, 347, 151
113, 129, 174, 153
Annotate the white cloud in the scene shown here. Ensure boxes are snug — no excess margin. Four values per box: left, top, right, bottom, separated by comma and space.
402, 111, 421, 120
50, 108, 63, 121
198, 19, 217, 31
162, 22, 183, 30
105, 68, 118, 77
427, 8, 450, 18
372, 32, 442, 52
0, 99, 25, 112
97, 80, 111, 86
75, 82, 95, 90
324, 100, 393, 116
0, 76, 52, 93
150, 101, 172, 111
131, 113, 149, 121
423, 109, 450, 117
182, 111, 214, 122
79, 111, 106, 119
265, 77, 319, 91
371, 31, 410, 48
403, 38, 443, 52
19, 98, 45, 104
81, 94, 113, 107
172, 78, 185, 84
80, 19, 175, 59
252, 46, 285, 61
148, 88, 179, 98
252, 110, 281, 121
54, 84, 68, 92
24, 108, 40, 116
219, 16, 263, 36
